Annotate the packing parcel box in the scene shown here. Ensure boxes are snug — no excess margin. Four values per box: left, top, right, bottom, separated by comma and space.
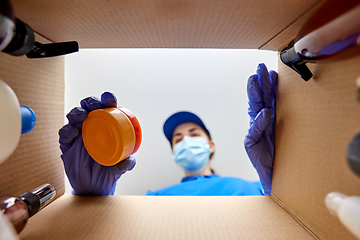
0, 0, 360, 239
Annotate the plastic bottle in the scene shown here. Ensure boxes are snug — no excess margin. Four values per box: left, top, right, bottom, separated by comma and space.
82, 107, 142, 166
0, 213, 18, 240
325, 192, 360, 239
0, 184, 56, 234
280, 0, 360, 81
0, 79, 36, 164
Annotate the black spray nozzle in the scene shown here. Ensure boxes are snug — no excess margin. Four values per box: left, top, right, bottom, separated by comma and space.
1, 17, 78, 58
280, 39, 313, 82
26, 41, 79, 58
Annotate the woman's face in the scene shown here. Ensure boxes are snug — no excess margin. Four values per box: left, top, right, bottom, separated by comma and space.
171, 122, 215, 154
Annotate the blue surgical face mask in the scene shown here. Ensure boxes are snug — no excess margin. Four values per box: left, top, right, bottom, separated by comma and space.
172, 136, 211, 173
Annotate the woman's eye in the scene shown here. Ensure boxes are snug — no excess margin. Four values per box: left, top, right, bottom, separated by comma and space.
192, 133, 199, 137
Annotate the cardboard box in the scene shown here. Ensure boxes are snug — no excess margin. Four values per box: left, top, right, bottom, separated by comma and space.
0, 0, 359, 239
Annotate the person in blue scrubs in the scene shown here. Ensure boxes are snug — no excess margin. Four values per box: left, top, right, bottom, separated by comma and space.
146, 111, 264, 196
59, 63, 277, 196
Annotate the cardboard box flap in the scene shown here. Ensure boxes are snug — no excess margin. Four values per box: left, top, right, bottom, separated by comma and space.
272, 54, 360, 240
1, 1, 359, 239
11, 0, 322, 50
20, 195, 315, 240
0, 34, 65, 199
260, 0, 324, 51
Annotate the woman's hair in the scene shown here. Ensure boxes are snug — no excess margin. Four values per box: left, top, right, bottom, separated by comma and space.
202, 128, 214, 160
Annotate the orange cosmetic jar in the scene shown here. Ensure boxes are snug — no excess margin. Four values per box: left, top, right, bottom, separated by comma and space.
82, 107, 142, 166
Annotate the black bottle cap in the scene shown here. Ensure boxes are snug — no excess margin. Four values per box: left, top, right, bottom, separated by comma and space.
3, 18, 35, 56
347, 133, 360, 177
18, 192, 40, 217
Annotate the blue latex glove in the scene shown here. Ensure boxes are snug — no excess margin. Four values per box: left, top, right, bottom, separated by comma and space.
58, 92, 136, 195
244, 63, 277, 195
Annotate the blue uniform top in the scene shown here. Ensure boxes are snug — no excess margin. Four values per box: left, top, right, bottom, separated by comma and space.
146, 174, 264, 196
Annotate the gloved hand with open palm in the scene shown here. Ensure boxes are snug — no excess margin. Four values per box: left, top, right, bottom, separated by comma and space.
244, 63, 277, 196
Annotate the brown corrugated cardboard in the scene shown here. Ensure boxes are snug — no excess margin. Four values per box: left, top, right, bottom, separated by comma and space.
0, 0, 359, 239
11, 0, 321, 49
272, 55, 360, 240
0, 34, 65, 199
260, 0, 325, 51
20, 195, 314, 240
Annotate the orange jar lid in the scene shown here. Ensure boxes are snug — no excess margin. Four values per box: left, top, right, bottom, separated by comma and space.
82, 107, 136, 166
118, 107, 142, 154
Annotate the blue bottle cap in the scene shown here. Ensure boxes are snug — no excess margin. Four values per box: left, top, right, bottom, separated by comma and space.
20, 105, 36, 134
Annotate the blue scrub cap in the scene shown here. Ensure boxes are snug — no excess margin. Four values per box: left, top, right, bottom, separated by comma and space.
163, 111, 210, 143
